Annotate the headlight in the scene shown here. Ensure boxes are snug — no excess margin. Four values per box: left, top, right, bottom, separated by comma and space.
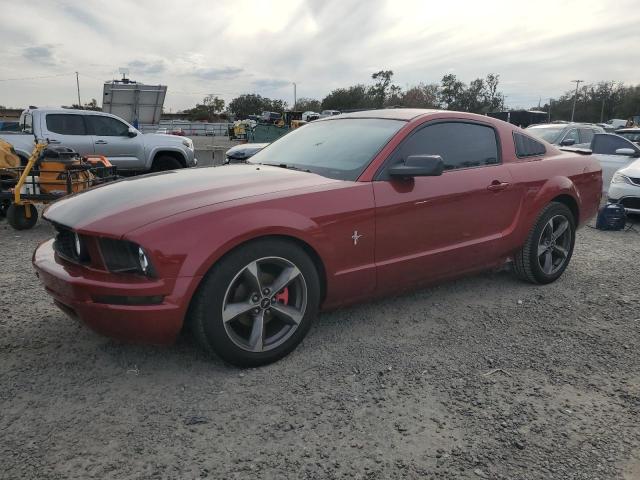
182, 139, 194, 150
73, 232, 82, 257
137, 247, 150, 275
611, 173, 633, 185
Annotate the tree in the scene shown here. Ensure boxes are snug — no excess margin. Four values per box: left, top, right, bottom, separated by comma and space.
399, 83, 440, 108
183, 95, 225, 121
62, 98, 101, 111
370, 70, 395, 108
321, 84, 374, 110
295, 97, 321, 112
439, 74, 466, 110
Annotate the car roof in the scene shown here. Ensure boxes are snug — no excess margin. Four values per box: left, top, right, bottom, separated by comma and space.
319, 108, 441, 121
616, 128, 640, 133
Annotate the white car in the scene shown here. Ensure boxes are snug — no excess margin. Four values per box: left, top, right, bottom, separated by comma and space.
608, 158, 640, 214
587, 133, 640, 192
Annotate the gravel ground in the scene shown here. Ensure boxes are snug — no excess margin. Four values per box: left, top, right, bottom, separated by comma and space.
1, 215, 639, 480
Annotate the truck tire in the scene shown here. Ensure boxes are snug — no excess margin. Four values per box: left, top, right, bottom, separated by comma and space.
513, 202, 575, 284
150, 156, 183, 172
7, 204, 38, 230
189, 238, 320, 367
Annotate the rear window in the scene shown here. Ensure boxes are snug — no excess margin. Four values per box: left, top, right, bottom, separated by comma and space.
46, 114, 86, 135
513, 133, 546, 158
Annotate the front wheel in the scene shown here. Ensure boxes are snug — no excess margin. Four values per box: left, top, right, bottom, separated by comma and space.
189, 239, 320, 367
7, 204, 38, 230
150, 155, 183, 172
514, 202, 575, 284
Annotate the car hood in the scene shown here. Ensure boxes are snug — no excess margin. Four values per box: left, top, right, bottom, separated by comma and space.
44, 165, 340, 236
619, 158, 640, 177
142, 133, 188, 146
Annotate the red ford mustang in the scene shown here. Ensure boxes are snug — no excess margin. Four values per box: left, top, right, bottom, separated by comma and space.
33, 109, 602, 366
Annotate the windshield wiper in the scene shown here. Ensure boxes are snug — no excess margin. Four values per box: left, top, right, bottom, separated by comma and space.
261, 163, 311, 173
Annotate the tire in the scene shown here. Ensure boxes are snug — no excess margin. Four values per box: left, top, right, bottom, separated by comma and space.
189, 238, 320, 367
513, 202, 576, 284
7, 204, 38, 230
0, 200, 11, 219
150, 155, 183, 172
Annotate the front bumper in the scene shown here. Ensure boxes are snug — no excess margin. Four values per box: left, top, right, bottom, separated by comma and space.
33, 239, 198, 344
608, 182, 640, 214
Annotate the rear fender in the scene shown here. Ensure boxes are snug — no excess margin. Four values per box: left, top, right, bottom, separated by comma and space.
510, 176, 580, 248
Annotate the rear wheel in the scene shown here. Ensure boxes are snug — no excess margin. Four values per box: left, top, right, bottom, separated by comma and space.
150, 155, 183, 172
190, 239, 320, 367
514, 202, 575, 284
7, 204, 38, 230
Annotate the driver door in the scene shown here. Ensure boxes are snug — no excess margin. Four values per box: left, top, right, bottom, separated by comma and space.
85, 114, 146, 169
373, 120, 522, 295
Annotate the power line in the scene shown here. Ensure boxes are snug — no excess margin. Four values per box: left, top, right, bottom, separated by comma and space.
0, 72, 75, 82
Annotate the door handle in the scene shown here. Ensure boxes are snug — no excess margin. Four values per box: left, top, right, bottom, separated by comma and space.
487, 181, 510, 192
95, 140, 108, 145
47, 138, 60, 144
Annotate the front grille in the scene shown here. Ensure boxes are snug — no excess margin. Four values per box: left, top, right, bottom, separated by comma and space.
99, 238, 139, 273
620, 197, 640, 209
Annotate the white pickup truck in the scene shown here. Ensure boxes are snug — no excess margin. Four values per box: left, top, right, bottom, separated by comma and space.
0, 108, 197, 172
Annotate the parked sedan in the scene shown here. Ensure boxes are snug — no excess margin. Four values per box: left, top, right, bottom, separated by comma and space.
224, 143, 268, 164
588, 133, 640, 191
615, 128, 640, 146
33, 109, 602, 366
608, 159, 640, 213
526, 123, 604, 147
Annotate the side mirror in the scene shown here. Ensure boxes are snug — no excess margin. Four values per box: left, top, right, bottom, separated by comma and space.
127, 127, 138, 137
615, 147, 636, 156
388, 155, 444, 178
560, 138, 576, 146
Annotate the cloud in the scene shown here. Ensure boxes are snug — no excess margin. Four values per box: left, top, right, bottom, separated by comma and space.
23, 44, 58, 66
252, 79, 290, 90
127, 59, 167, 75
192, 66, 244, 80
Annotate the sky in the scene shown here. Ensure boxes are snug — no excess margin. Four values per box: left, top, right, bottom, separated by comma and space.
1, 0, 639, 112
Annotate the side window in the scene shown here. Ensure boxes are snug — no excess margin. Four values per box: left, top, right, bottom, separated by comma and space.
46, 114, 86, 135
592, 134, 637, 155
562, 129, 579, 144
578, 128, 595, 145
399, 122, 499, 171
513, 132, 546, 158
86, 115, 130, 136
21, 112, 33, 134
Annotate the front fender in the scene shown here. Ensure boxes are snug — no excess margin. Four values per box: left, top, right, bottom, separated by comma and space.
147, 145, 190, 167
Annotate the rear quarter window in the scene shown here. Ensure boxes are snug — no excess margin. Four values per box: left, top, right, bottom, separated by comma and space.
513, 132, 546, 158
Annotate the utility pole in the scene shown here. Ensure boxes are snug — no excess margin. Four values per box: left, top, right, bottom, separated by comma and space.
292, 82, 297, 110
548, 98, 552, 122
75, 71, 81, 107
570, 80, 583, 122
600, 97, 606, 123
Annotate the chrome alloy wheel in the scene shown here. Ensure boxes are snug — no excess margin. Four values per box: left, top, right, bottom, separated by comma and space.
537, 214, 571, 275
221, 257, 308, 353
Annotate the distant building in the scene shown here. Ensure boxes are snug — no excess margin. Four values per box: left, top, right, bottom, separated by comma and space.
0, 108, 23, 121
487, 110, 548, 128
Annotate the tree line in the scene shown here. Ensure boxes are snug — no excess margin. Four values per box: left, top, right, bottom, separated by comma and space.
539, 82, 640, 123
181, 71, 639, 123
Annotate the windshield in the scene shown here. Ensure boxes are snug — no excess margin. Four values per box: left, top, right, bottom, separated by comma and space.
249, 118, 405, 180
526, 126, 565, 143
617, 131, 640, 143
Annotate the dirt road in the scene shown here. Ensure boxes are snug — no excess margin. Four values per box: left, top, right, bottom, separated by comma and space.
1, 217, 639, 479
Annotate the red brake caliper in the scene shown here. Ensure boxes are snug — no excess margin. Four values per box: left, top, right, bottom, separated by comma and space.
275, 287, 289, 305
